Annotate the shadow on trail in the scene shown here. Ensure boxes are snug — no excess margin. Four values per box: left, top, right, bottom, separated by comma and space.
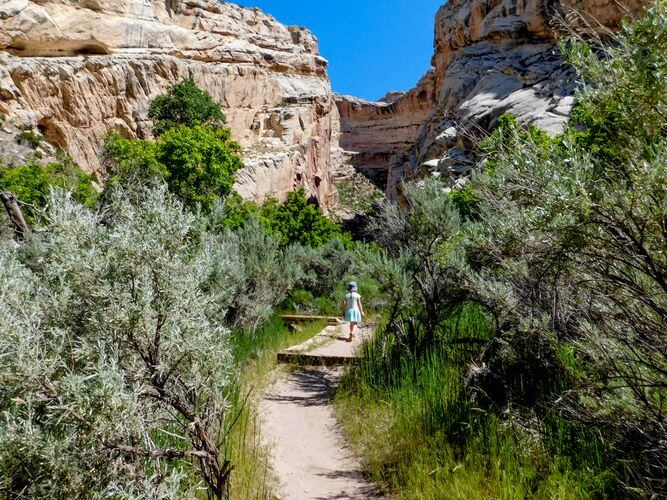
313, 470, 381, 499
263, 368, 341, 407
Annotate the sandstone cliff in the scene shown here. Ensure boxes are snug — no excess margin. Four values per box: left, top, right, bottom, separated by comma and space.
0, 0, 338, 207
336, 0, 646, 198
334, 71, 435, 189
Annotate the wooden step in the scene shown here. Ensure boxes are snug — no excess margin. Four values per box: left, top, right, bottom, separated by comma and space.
277, 324, 372, 367
281, 314, 341, 325
277, 351, 358, 366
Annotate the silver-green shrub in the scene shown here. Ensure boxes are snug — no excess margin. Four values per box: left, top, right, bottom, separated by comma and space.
359, 3, 667, 492
0, 187, 238, 497
223, 218, 301, 331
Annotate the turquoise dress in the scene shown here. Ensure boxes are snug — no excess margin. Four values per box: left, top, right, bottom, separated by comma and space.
343, 292, 362, 322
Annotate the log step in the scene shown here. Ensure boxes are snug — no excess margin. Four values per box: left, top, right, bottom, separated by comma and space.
281, 314, 340, 325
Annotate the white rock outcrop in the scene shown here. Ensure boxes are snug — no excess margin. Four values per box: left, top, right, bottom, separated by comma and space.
0, 0, 338, 207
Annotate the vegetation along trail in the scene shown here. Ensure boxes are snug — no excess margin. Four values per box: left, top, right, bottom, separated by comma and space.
1, 1, 666, 498
260, 324, 379, 499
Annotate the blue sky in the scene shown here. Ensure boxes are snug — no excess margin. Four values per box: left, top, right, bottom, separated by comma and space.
235, 0, 443, 101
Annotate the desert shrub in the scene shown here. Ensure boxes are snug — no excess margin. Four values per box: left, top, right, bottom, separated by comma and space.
0, 158, 98, 224
290, 237, 356, 296
148, 77, 226, 136
282, 238, 381, 315
343, 3, 667, 496
0, 187, 240, 497
221, 218, 302, 330
480, 113, 556, 174
368, 180, 472, 353
469, 117, 667, 493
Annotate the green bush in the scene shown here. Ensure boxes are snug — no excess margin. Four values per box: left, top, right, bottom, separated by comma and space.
368, 180, 469, 352
15, 129, 42, 149
104, 125, 243, 211
105, 79, 242, 212
0, 159, 98, 224
562, 1, 667, 165
282, 289, 316, 313
219, 192, 260, 231
148, 77, 226, 136
260, 188, 351, 248
103, 130, 166, 187
278, 240, 382, 316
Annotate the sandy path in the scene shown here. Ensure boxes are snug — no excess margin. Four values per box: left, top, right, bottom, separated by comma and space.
260, 326, 379, 499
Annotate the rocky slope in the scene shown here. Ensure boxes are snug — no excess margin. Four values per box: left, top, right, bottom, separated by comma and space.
0, 0, 338, 207
336, 0, 646, 199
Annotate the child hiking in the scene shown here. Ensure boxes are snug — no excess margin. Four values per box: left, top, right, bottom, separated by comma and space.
342, 281, 364, 342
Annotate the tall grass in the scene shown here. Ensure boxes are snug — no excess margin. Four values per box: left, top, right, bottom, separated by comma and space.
336, 306, 618, 499
225, 315, 326, 498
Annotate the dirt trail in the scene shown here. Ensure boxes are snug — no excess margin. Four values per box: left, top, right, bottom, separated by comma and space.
260, 324, 379, 499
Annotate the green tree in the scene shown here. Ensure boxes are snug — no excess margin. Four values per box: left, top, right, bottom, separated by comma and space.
0, 158, 98, 224
148, 78, 226, 136
104, 125, 243, 212
103, 130, 165, 187
156, 125, 243, 210
260, 188, 350, 248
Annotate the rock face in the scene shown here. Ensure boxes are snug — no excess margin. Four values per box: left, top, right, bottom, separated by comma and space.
334, 71, 434, 189
0, 0, 338, 207
336, 0, 646, 198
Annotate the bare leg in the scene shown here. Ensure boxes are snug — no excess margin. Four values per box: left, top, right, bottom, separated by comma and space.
348, 322, 357, 341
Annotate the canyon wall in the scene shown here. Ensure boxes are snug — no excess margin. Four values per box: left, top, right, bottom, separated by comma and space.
336, 0, 646, 198
0, 0, 338, 207
334, 71, 435, 189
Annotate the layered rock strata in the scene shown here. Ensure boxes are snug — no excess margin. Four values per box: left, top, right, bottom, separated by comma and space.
0, 0, 338, 207
336, 0, 646, 199
334, 72, 434, 189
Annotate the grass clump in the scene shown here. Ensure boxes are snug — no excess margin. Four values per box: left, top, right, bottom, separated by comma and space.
337, 308, 616, 499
